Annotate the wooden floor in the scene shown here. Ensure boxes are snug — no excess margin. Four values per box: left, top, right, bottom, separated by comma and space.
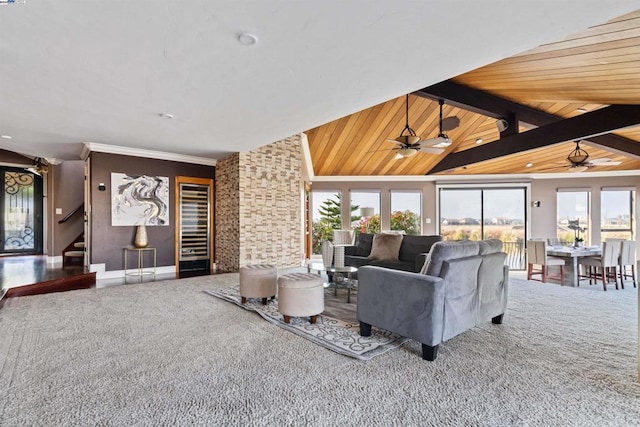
0, 255, 96, 299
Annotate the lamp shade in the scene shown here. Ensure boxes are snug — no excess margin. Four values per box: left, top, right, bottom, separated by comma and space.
397, 147, 418, 157
360, 207, 374, 217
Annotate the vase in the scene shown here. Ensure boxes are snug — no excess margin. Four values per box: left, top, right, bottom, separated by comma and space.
134, 224, 149, 248
321, 240, 334, 268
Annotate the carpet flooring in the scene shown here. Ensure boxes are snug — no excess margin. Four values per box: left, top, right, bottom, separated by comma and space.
205, 286, 408, 360
0, 272, 639, 426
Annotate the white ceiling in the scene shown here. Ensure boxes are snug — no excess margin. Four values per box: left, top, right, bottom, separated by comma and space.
0, 1, 637, 162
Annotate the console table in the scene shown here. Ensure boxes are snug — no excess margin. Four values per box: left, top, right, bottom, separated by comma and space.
124, 247, 157, 283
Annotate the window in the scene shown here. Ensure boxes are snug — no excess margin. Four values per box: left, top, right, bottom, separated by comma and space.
439, 187, 527, 270
440, 189, 482, 241
350, 191, 380, 234
601, 189, 635, 241
310, 190, 342, 254
557, 190, 590, 245
390, 191, 422, 235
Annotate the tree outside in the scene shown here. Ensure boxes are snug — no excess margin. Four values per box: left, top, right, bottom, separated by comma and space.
312, 193, 359, 254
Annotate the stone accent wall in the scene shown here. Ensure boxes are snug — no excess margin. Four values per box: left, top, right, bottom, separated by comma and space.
215, 135, 303, 272
215, 153, 240, 272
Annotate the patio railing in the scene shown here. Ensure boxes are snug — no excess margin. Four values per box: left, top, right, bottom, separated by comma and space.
502, 241, 525, 270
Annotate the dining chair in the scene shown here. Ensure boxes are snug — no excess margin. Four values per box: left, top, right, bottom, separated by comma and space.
527, 240, 565, 285
579, 240, 621, 291
618, 240, 637, 289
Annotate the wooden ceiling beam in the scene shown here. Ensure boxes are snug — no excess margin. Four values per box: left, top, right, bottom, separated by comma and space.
427, 104, 640, 174
417, 80, 640, 173
415, 80, 559, 126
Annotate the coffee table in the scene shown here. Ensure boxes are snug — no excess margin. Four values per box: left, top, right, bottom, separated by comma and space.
326, 266, 358, 303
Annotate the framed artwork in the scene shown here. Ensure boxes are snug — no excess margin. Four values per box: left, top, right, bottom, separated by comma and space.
111, 173, 169, 226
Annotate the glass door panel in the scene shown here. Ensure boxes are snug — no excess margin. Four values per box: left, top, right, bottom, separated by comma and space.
1, 169, 43, 254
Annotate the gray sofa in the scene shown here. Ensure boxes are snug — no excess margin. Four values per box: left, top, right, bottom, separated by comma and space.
344, 233, 442, 273
357, 239, 509, 361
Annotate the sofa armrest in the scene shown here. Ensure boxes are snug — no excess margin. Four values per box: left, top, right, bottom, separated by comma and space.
357, 266, 445, 346
414, 252, 429, 272
344, 245, 358, 256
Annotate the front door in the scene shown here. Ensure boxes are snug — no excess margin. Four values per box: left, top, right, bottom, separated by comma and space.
0, 167, 44, 254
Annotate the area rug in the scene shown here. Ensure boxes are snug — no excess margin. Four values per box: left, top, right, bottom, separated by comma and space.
205, 286, 408, 360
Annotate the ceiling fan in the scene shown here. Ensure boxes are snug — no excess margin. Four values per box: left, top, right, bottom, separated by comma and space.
25, 157, 49, 176
565, 141, 621, 172
383, 95, 459, 159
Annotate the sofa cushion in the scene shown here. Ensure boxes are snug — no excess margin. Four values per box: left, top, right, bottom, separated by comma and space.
398, 235, 442, 262
369, 233, 403, 261
355, 233, 374, 257
478, 239, 503, 255
343, 255, 372, 269
421, 241, 480, 277
368, 259, 414, 272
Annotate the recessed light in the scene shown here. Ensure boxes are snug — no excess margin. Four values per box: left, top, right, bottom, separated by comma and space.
526, 162, 533, 168
1, 135, 12, 139
237, 32, 258, 46
160, 113, 174, 119
577, 108, 588, 113
475, 138, 483, 144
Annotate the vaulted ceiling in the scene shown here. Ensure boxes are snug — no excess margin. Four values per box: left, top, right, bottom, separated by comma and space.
1, 2, 636, 166
306, 10, 640, 176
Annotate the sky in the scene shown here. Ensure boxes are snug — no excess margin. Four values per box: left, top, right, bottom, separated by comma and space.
311, 191, 420, 221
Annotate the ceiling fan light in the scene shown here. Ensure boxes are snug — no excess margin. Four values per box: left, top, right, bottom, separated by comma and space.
398, 147, 418, 158
567, 141, 589, 165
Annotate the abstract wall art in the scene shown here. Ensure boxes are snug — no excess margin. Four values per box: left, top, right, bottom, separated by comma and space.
111, 173, 169, 226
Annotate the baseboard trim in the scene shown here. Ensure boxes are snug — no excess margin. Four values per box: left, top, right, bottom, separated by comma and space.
90, 264, 176, 280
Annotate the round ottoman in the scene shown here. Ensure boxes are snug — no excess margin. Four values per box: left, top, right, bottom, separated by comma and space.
277, 273, 324, 324
239, 264, 277, 305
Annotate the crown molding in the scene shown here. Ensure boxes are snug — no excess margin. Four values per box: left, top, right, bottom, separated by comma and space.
81, 143, 217, 166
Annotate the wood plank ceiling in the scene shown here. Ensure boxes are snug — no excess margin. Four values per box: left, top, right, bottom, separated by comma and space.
305, 9, 640, 176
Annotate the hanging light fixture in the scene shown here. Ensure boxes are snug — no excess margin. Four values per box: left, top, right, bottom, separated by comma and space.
567, 141, 589, 165
396, 147, 418, 158
391, 94, 421, 145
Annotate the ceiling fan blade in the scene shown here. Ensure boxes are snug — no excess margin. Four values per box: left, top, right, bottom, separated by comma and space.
418, 137, 439, 147
441, 116, 460, 132
367, 147, 397, 154
570, 165, 589, 172
418, 146, 445, 154
588, 158, 621, 165
385, 138, 405, 146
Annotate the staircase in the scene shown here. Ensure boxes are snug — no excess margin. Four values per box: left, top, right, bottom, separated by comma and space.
62, 233, 85, 268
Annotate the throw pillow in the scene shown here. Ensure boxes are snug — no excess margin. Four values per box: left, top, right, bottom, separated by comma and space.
368, 233, 403, 261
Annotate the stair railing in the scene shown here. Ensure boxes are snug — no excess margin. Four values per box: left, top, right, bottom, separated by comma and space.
58, 203, 84, 224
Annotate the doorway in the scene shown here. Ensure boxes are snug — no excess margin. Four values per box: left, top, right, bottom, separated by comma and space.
438, 186, 527, 270
0, 167, 43, 255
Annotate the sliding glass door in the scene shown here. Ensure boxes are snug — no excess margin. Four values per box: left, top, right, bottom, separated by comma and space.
439, 187, 526, 269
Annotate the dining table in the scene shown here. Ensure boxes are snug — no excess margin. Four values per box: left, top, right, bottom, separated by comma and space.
546, 246, 602, 287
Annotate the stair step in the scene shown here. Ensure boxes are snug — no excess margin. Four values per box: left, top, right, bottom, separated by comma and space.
65, 251, 85, 258
74, 242, 85, 249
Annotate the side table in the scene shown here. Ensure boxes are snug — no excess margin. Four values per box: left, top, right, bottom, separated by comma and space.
124, 247, 157, 283
326, 266, 358, 303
